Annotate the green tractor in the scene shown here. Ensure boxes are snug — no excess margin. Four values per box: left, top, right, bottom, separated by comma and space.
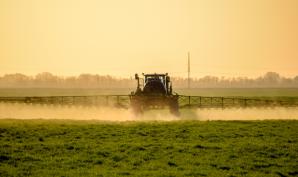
130, 73, 180, 116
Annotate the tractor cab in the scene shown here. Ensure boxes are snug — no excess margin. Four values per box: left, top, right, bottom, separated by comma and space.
134, 73, 172, 96
131, 73, 179, 116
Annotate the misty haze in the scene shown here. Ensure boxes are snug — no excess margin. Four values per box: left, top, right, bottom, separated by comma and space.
1, 71, 298, 88
0, 0, 297, 176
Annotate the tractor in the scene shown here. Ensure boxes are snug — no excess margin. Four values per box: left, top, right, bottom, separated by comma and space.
130, 73, 180, 116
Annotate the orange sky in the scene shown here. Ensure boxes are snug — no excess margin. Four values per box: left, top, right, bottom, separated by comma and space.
0, 0, 297, 78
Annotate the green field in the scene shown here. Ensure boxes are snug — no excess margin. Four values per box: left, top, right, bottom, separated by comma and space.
0, 120, 297, 177
2, 88, 298, 106
175, 88, 298, 97
1, 88, 298, 97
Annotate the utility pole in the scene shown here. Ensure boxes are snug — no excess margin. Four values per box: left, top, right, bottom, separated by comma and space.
188, 52, 190, 89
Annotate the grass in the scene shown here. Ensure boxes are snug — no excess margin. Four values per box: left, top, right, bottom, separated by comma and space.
1, 88, 298, 97
2, 88, 298, 106
0, 88, 132, 97
176, 88, 298, 97
0, 119, 297, 177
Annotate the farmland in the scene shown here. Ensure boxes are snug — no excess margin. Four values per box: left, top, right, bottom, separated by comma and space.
0, 88, 297, 176
0, 119, 297, 177
1, 88, 298, 109
1, 88, 298, 97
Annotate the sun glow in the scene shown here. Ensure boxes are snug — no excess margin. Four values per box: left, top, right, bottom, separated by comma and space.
1, 0, 297, 77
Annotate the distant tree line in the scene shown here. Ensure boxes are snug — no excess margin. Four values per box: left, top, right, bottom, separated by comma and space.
0, 72, 297, 88
173, 72, 298, 88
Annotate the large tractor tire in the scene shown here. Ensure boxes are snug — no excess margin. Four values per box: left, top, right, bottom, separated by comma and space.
130, 96, 144, 115
169, 97, 180, 116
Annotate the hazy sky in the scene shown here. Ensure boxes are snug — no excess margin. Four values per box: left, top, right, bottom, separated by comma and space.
1, 0, 297, 78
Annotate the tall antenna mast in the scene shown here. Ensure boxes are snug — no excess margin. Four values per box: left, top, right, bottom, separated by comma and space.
188, 52, 190, 89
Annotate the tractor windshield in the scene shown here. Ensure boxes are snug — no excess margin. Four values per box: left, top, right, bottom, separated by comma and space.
145, 75, 165, 85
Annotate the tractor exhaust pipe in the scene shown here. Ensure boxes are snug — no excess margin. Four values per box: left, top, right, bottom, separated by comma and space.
135, 73, 139, 88
135, 73, 141, 92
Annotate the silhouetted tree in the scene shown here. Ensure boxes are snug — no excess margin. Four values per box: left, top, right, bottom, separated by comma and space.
0, 72, 297, 88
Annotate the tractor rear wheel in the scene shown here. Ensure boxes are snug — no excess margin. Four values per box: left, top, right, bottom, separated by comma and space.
169, 97, 180, 116
130, 96, 143, 115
